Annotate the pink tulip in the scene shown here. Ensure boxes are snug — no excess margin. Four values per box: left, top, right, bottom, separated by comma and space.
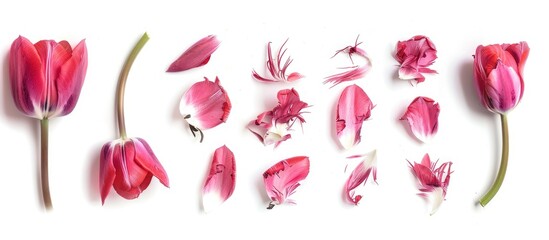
9, 36, 88, 210
395, 35, 437, 84
336, 84, 374, 149
167, 35, 220, 72
202, 145, 236, 213
474, 42, 529, 207
324, 36, 372, 87
408, 153, 452, 215
180, 77, 231, 142
248, 88, 309, 148
252, 39, 304, 82
100, 138, 169, 203
400, 96, 439, 143
100, 33, 169, 204
344, 150, 378, 205
263, 156, 310, 209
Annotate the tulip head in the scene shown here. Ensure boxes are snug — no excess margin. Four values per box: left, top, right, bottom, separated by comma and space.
473, 42, 529, 114
9, 36, 88, 119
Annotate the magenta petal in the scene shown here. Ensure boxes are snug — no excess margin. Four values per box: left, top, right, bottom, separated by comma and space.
336, 85, 374, 149
395, 35, 437, 84
400, 96, 439, 143
263, 156, 310, 208
132, 138, 170, 187
252, 39, 303, 83
408, 153, 453, 214
324, 65, 370, 88
180, 77, 232, 131
202, 145, 236, 212
99, 142, 116, 205
345, 150, 378, 205
167, 35, 220, 72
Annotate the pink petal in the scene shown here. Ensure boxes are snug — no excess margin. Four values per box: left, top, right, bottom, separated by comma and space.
167, 35, 220, 72
400, 96, 439, 143
344, 150, 378, 205
336, 84, 374, 149
202, 145, 236, 213
99, 141, 117, 205
180, 77, 231, 139
111, 140, 152, 199
263, 156, 310, 208
252, 39, 304, 82
395, 35, 437, 84
485, 61, 522, 112
324, 36, 372, 87
132, 138, 170, 187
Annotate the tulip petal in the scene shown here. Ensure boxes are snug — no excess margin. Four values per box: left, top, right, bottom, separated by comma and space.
202, 145, 236, 213
99, 141, 117, 204
336, 84, 374, 149
400, 96, 439, 143
252, 39, 304, 83
263, 156, 310, 208
408, 154, 453, 215
180, 77, 231, 138
485, 61, 522, 112
167, 35, 220, 72
395, 35, 437, 84
344, 150, 378, 205
133, 138, 170, 187
324, 37, 372, 87
54, 40, 88, 117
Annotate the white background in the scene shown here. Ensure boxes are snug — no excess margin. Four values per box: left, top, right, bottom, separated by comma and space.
0, 0, 546, 239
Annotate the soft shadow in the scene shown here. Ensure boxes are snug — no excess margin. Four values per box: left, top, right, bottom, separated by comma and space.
256, 175, 270, 209
87, 143, 103, 203
459, 61, 492, 116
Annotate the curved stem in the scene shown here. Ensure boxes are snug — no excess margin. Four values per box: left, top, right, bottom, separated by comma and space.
116, 33, 150, 139
41, 118, 52, 210
479, 114, 509, 207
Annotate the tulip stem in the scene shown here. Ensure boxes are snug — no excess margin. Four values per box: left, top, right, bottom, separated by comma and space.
40, 118, 52, 210
479, 114, 509, 207
116, 33, 149, 139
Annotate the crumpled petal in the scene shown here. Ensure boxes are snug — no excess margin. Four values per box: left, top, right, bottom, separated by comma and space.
99, 138, 170, 204
252, 39, 304, 82
202, 145, 236, 213
324, 36, 372, 87
344, 150, 378, 205
167, 35, 220, 72
395, 35, 437, 85
248, 88, 309, 147
263, 156, 310, 209
408, 153, 452, 215
9, 36, 88, 119
400, 96, 439, 143
336, 84, 374, 149
180, 76, 231, 142
473, 42, 529, 114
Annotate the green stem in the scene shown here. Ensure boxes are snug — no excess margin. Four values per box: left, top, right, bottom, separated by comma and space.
116, 33, 149, 139
41, 118, 52, 210
479, 114, 509, 207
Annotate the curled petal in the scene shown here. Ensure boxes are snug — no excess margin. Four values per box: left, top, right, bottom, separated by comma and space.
263, 156, 310, 208
167, 35, 220, 72
99, 141, 117, 205
180, 77, 231, 141
132, 138, 170, 188
408, 153, 453, 215
202, 145, 236, 213
345, 150, 378, 205
252, 39, 304, 82
336, 84, 374, 149
325, 36, 372, 87
395, 35, 437, 84
400, 96, 439, 142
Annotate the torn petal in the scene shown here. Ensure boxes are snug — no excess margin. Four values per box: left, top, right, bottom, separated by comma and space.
202, 145, 236, 213
180, 77, 231, 140
263, 156, 310, 208
336, 84, 374, 149
400, 96, 439, 143
345, 150, 378, 205
324, 36, 372, 87
395, 35, 437, 84
252, 39, 304, 82
167, 35, 220, 72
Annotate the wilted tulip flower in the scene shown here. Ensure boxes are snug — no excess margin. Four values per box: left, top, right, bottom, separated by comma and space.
395, 35, 437, 85
9, 35, 88, 210
263, 156, 310, 209
100, 33, 169, 204
400, 96, 439, 143
473, 42, 529, 207
179, 77, 231, 142
167, 35, 220, 72
408, 154, 452, 215
335, 84, 374, 149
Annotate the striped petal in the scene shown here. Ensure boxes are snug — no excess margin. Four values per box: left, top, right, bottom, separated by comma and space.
167, 35, 220, 72
344, 150, 378, 205
400, 96, 439, 143
336, 85, 374, 149
263, 156, 310, 209
202, 145, 236, 213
